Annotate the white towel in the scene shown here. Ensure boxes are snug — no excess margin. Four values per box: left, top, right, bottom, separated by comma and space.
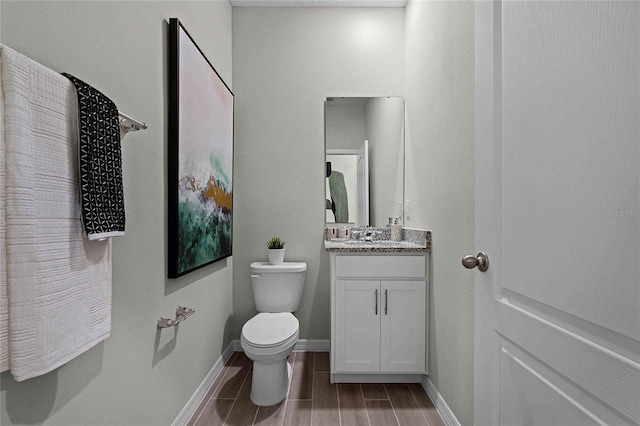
1, 48, 9, 372
0, 45, 112, 381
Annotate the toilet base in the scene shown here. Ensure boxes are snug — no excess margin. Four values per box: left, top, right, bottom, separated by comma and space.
249, 358, 293, 406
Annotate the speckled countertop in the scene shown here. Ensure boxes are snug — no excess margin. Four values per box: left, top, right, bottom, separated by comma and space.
324, 228, 431, 253
324, 240, 428, 252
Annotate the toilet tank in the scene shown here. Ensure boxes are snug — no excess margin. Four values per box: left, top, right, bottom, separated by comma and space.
250, 262, 307, 312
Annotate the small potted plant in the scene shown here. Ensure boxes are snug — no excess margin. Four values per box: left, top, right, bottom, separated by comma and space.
266, 236, 286, 265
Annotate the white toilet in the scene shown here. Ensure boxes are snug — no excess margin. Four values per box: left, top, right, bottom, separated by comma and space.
240, 261, 307, 406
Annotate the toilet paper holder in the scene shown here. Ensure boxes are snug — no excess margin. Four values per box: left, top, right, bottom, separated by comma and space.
157, 306, 195, 328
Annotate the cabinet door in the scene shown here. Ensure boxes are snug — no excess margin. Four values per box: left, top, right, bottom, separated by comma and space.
335, 280, 380, 372
380, 281, 426, 373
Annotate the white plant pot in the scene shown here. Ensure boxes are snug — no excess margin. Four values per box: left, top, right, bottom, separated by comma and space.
268, 248, 285, 265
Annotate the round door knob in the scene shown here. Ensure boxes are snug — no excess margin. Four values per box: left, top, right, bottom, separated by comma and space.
462, 252, 489, 272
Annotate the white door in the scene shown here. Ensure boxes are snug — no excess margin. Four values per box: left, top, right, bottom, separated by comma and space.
474, 2, 640, 426
335, 280, 380, 372
380, 281, 425, 373
357, 140, 369, 226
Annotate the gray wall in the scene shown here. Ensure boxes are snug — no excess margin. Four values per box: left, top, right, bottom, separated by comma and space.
404, 1, 475, 425
1, 2, 234, 425
232, 7, 404, 340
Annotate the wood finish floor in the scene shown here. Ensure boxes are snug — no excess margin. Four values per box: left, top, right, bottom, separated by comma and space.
189, 351, 444, 426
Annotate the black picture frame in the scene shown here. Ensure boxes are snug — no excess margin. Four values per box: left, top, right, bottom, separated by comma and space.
168, 18, 234, 278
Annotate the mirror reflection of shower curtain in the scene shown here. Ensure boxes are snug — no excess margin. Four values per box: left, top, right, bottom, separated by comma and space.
328, 170, 349, 222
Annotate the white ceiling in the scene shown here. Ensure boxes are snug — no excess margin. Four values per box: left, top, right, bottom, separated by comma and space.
230, 0, 407, 7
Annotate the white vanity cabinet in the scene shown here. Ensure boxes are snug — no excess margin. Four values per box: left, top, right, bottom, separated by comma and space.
330, 253, 427, 382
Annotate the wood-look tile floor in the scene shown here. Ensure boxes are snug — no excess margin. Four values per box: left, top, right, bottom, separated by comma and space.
189, 351, 444, 426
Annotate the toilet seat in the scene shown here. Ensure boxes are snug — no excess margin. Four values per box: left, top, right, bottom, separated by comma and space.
241, 312, 299, 348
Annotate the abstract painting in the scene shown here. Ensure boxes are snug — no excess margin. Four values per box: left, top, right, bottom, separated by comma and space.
168, 18, 234, 278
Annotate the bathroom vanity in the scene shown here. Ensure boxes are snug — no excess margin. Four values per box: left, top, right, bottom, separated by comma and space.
325, 230, 431, 383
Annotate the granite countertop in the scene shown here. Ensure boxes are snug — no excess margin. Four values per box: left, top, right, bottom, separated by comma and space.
323, 228, 432, 253
324, 239, 429, 253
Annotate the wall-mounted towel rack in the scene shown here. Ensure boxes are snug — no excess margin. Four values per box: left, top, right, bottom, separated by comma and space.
119, 111, 148, 136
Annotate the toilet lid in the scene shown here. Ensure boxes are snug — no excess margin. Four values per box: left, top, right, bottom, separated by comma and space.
250, 262, 307, 274
242, 313, 299, 348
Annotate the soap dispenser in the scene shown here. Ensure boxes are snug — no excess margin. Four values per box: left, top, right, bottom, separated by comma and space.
391, 218, 402, 242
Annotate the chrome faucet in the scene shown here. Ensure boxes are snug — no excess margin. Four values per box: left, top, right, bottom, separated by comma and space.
364, 229, 382, 242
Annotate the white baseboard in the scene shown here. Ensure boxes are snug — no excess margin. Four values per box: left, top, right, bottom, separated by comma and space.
422, 376, 461, 426
293, 339, 330, 351
230, 338, 330, 352
172, 342, 235, 426
173, 339, 329, 425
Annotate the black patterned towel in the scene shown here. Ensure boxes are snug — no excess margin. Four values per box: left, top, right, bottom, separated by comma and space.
62, 73, 125, 240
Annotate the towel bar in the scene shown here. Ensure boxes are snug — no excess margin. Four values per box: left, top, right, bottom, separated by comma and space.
119, 111, 148, 136
157, 306, 195, 328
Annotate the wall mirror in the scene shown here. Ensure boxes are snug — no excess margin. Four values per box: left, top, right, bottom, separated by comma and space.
325, 97, 404, 227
